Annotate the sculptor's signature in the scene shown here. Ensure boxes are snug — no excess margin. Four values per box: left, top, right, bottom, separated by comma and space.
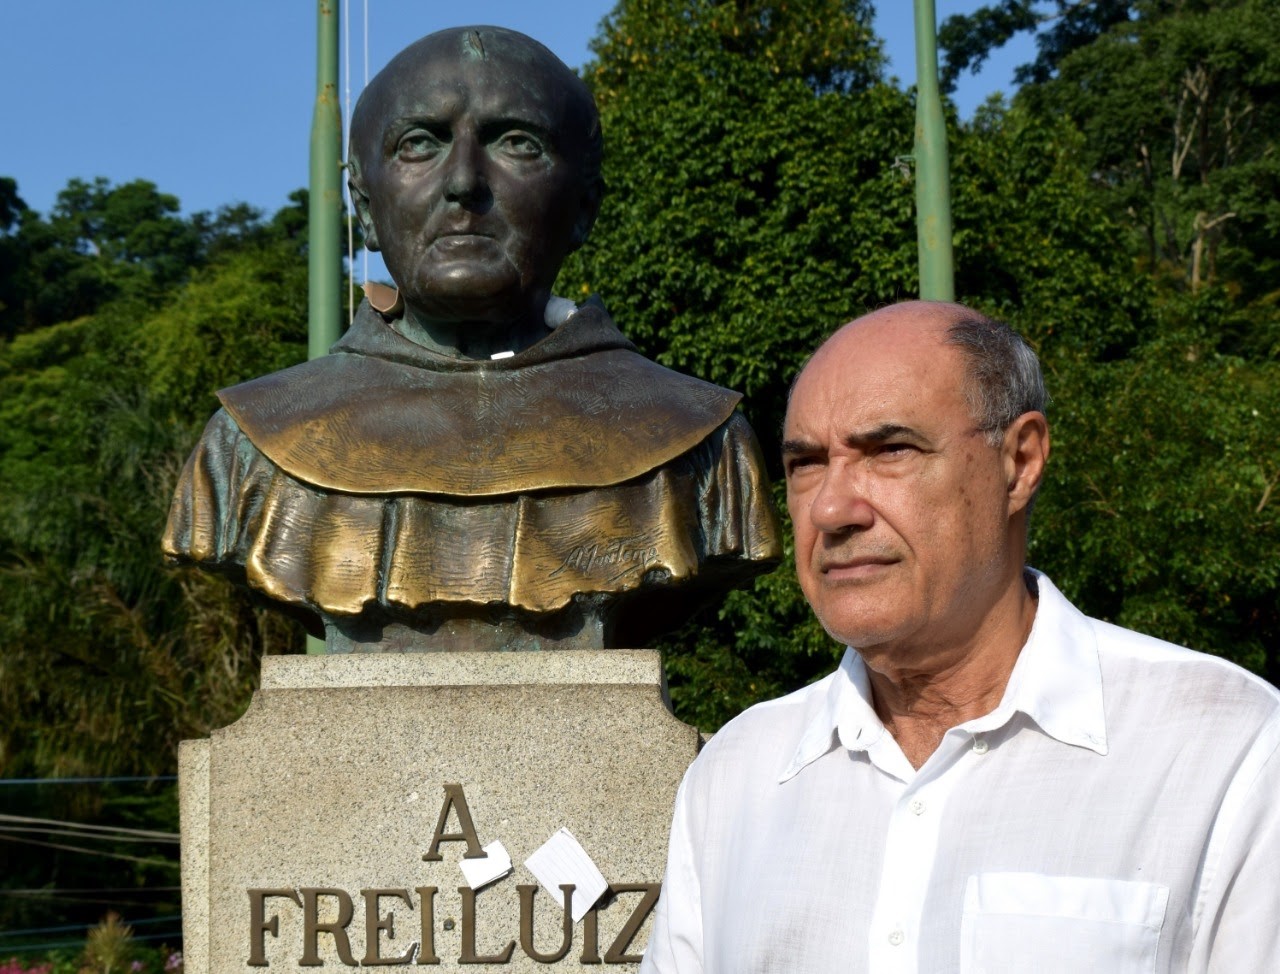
550, 539, 660, 582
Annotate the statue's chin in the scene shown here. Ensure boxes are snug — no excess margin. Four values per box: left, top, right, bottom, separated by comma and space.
402, 257, 533, 326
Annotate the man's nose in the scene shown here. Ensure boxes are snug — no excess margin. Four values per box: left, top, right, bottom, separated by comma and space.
443, 136, 489, 204
809, 461, 875, 534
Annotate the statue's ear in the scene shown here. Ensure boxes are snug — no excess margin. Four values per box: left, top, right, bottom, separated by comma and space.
569, 181, 602, 252
349, 170, 380, 252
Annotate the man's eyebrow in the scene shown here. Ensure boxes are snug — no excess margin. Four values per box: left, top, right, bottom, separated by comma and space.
846, 423, 920, 445
780, 437, 821, 458
781, 424, 928, 460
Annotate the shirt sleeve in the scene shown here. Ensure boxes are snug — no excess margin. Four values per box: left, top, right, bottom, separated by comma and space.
641, 771, 705, 974
1191, 708, 1280, 972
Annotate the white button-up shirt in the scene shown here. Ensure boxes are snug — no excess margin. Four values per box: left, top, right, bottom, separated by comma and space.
641, 572, 1280, 973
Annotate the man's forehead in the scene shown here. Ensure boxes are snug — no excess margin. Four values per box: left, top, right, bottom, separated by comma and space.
784, 315, 971, 436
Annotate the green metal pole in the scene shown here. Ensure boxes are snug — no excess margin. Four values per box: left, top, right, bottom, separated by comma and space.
913, 0, 955, 301
307, 0, 342, 654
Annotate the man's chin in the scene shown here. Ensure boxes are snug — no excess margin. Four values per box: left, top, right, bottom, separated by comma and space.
813, 594, 912, 651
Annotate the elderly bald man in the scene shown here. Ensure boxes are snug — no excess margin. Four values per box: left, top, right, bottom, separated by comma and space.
642, 301, 1280, 973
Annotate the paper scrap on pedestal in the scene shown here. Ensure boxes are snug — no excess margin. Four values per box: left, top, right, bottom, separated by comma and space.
458, 839, 513, 890
524, 827, 608, 922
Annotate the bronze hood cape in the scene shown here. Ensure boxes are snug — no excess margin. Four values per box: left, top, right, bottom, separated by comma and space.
163, 300, 781, 626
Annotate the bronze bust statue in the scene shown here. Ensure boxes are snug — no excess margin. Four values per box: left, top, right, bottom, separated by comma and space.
163, 26, 780, 652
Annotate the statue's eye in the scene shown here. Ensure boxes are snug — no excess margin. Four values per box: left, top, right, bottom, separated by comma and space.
396, 130, 443, 161
495, 131, 544, 160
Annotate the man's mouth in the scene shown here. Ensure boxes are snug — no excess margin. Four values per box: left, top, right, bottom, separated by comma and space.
820, 556, 898, 581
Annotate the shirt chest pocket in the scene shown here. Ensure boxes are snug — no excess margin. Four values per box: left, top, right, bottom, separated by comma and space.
960, 873, 1169, 974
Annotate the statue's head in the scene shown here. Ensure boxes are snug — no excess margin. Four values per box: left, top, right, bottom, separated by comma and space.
349, 27, 603, 330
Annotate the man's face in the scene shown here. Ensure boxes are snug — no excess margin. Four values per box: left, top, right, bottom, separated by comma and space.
353, 35, 596, 325
782, 309, 1033, 665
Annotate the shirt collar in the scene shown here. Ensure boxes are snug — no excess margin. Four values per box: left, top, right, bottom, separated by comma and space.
778, 570, 1107, 784
981, 570, 1108, 755
778, 649, 881, 782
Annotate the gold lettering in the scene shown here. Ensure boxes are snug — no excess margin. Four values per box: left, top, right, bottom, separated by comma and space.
360, 888, 415, 966
518, 884, 574, 963
299, 887, 358, 967
423, 783, 486, 861
414, 887, 441, 965
247, 888, 301, 967
457, 886, 515, 964
604, 883, 661, 964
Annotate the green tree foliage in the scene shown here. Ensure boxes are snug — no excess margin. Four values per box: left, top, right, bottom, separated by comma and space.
0, 180, 311, 341
943, 1, 1280, 308
952, 105, 1278, 677
938, 0, 1135, 89
0, 180, 314, 942
572, 0, 907, 451
0, 183, 310, 782
0, 177, 30, 336
1044, 2, 1279, 304
1031, 295, 1279, 680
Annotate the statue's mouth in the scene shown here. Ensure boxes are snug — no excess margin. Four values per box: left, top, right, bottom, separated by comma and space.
433, 220, 496, 241
428, 233, 502, 258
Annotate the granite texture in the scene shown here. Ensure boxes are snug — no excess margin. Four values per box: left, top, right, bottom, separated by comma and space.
178, 740, 210, 973
259, 650, 667, 690
181, 650, 698, 972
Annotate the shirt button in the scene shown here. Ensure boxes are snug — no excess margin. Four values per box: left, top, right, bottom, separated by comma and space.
888, 929, 905, 946
973, 737, 989, 754
909, 799, 926, 816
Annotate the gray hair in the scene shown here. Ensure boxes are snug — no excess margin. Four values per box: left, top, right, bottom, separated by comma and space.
945, 312, 1047, 445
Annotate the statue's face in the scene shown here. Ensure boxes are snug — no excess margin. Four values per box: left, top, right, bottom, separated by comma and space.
353, 33, 597, 327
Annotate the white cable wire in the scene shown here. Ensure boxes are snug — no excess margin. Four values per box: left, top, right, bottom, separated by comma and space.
0, 833, 176, 867
0, 826, 174, 845
0, 813, 178, 841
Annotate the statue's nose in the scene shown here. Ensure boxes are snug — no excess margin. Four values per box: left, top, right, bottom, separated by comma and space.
443, 137, 489, 204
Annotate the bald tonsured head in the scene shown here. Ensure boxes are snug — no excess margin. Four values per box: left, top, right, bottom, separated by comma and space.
346, 27, 603, 329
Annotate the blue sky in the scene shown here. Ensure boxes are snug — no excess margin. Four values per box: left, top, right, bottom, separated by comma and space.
0, 1, 1035, 220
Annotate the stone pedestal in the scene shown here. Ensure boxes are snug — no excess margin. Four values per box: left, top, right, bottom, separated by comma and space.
179, 651, 697, 972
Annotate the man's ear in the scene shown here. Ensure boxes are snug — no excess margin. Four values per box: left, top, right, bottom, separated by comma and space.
1003, 411, 1050, 516
568, 181, 602, 252
349, 172, 379, 252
